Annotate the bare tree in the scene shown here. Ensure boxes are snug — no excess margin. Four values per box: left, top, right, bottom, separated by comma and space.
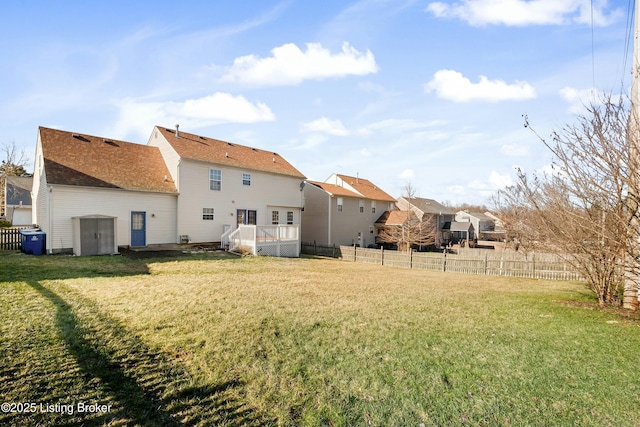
377, 184, 436, 251
1, 141, 30, 216
495, 95, 639, 309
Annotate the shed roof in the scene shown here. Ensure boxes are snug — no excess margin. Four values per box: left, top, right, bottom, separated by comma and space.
39, 127, 177, 193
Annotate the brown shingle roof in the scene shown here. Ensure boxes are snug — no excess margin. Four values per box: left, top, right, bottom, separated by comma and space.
155, 126, 305, 179
39, 127, 177, 193
336, 174, 396, 202
374, 210, 414, 226
307, 181, 361, 198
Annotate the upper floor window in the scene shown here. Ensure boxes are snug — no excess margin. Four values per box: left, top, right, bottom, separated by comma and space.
272, 211, 280, 225
359, 200, 365, 213
287, 211, 294, 225
371, 201, 377, 214
209, 169, 221, 191
242, 173, 251, 186
337, 197, 343, 213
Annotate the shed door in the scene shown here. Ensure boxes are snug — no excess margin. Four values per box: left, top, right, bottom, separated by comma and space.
131, 212, 146, 247
80, 218, 115, 256
80, 218, 99, 256
97, 218, 115, 254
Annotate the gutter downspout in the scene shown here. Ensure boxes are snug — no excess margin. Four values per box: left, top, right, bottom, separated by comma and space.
47, 186, 53, 254
328, 194, 332, 246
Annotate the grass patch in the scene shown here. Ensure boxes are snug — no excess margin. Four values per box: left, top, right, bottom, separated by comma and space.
1, 251, 639, 426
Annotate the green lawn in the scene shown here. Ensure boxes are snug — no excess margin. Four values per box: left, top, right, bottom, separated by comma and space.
1, 251, 639, 426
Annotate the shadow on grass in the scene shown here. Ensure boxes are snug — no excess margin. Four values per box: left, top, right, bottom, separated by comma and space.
12, 280, 272, 427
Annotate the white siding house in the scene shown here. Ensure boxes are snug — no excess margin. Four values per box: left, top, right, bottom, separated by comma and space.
32, 127, 179, 254
31, 125, 306, 256
147, 126, 306, 246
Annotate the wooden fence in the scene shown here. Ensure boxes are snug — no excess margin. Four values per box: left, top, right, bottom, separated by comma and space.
301, 242, 343, 258
339, 246, 582, 281
0, 228, 27, 251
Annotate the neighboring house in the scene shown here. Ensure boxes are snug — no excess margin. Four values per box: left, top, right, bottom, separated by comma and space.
32, 125, 306, 255
396, 197, 456, 247
301, 173, 396, 247
4, 176, 33, 226
443, 221, 475, 245
148, 126, 306, 248
374, 209, 420, 250
483, 211, 507, 241
32, 127, 179, 254
455, 211, 496, 240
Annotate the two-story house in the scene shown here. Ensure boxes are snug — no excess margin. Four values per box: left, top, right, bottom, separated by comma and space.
148, 126, 306, 246
301, 173, 396, 247
396, 197, 456, 247
31, 125, 305, 255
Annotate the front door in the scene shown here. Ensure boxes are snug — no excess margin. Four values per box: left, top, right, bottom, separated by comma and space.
131, 211, 146, 247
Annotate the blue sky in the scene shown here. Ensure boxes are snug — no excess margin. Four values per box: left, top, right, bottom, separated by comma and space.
0, 0, 632, 206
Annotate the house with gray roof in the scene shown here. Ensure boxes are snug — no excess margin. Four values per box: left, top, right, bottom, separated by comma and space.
396, 196, 456, 247
4, 176, 33, 226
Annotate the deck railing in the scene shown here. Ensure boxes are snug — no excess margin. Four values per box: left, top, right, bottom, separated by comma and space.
227, 225, 300, 257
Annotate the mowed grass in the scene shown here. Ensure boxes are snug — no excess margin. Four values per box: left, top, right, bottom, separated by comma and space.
1, 251, 639, 426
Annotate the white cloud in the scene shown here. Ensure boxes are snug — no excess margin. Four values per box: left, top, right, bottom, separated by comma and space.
500, 143, 529, 156
426, 0, 621, 27
300, 117, 350, 136
221, 42, 377, 86
489, 170, 513, 188
448, 185, 466, 195
559, 86, 610, 113
399, 169, 416, 181
112, 92, 275, 140
424, 70, 536, 102
360, 148, 373, 158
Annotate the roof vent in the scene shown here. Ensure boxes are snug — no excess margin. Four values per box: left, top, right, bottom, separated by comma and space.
72, 134, 90, 142
175, 124, 180, 138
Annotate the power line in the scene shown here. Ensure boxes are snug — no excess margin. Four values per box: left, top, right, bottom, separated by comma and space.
591, 0, 595, 90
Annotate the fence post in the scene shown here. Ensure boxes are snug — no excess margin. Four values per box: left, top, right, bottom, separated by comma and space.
442, 250, 447, 272
354, 244, 357, 262
409, 249, 413, 269
380, 247, 384, 265
532, 252, 536, 279
484, 252, 488, 276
